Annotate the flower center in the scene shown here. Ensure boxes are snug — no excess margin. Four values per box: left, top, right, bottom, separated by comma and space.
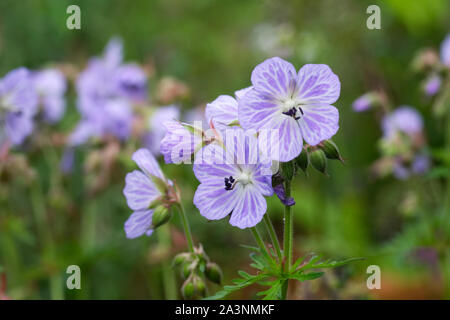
224, 171, 253, 190
281, 99, 303, 120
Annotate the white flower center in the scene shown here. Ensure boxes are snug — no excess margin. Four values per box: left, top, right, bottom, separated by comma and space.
238, 171, 252, 185
282, 98, 297, 113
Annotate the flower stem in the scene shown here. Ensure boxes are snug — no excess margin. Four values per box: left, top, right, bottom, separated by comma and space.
250, 227, 275, 265
282, 179, 293, 299
263, 214, 282, 263
176, 203, 195, 253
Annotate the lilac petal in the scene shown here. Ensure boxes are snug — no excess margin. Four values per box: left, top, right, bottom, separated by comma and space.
160, 120, 199, 164
123, 170, 160, 211
104, 37, 123, 70
424, 75, 441, 97
68, 120, 96, 146
193, 143, 239, 183
251, 57, 298, 100
412, 154, 430, 174
193, 181, 243, 221
132, 148, 164, 180
205, 95, 238, 128
124, 210, 154, 239
273, 184, 295, 206
298, 104, 339, 146
352, 94, 372, 112
252, 166, 274, 196
238, 87, 280, 131
4, 113, 34, 146
234, 86, 253, 100
441, 33, 450, 67
270, 116, 303, 162
296, 64, 340, 104
229, 185, 267, 229
42, 96, 66, 123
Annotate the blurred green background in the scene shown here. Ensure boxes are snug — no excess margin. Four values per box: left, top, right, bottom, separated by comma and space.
0, 0, 449, 299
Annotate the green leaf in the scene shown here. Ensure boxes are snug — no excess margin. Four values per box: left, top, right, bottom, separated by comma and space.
256, 279, 284, 300
290, 271, 324, 282
204, 272, 269, 300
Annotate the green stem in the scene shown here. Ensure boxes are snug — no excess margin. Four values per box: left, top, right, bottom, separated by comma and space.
263, 214, 282, 263
157, 225, 178, 299
176, 203, 195, 253
282, 179, 293, 299
250, 227, 275, 265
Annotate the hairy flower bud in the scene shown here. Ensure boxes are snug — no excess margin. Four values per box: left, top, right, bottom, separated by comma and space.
205, 262, 223, 284
173, 252, 193, 267
151, 206, 172, 228
192, 275, 206, 297
295, 150, 309, 174
320, 140, 344, 163
181, 279, 195, 299
310, 149, 328, 175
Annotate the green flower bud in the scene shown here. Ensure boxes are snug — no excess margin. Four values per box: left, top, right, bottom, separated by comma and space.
205, 262, 223, 284
182, 262, 194, 279
280, 161, 295, 181
192, 275, 206, 297
310, 149, 328, 176
152, 206, 172, 228
181, 280, 195, 299
320, 140, 344, 163
295, 150, 309, 173
173, 252, 193, 267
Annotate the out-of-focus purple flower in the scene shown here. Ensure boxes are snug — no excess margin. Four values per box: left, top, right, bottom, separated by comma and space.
381, 106, 423, 139
440, 33, 450, 67
60, 148, 75, 174
123, 149, 166, 239
71, 38, 147, 145
0, 68, 38, 146
146, 105, 180, 156
238, 57, 340, 162
412, 154, 430, 174
33, 69, 67, 123
115, 64, 147, 102
424, 75, 441, 97
352, 93, 373, 112
193, 129, 273, 229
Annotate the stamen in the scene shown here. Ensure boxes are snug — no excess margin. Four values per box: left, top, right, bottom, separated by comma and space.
224, 176, 236, 190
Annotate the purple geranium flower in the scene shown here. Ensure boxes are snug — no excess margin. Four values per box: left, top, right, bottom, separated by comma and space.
33, 69, 67, 123
123, 148, 166, 238
441, 33, 450, 67
114, 63, 148, 102
381, 106, 423, 139
352, 93, 373, 112
0, 68, 38, 146
238, 57, 340, 162
193, 129, 273, 229
393, 154, 430, 180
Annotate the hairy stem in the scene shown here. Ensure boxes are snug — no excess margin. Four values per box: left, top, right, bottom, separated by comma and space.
263, 214, 282, 263
282, 179, 293, 299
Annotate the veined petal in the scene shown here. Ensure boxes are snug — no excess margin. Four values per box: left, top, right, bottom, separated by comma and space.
194, 181, 243, 221
298, 104, 339, 146
205, 95, 238, 128
124, 210, 154, 239
238, 88, 280, 131
251, 57, 298, 100
234, 86, 253, 100
193, 144, 238, 183
252, 165, 274, 196
123, 170, 160, 211
296, 64, 340, 104
229, 185, 267, 229
271, 116, 303, 162
132, 148, 164, 180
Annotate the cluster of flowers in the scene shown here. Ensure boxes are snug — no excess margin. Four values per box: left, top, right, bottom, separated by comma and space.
0, 67, 66, 148
350, 32, 450, 180
123, 57, 342, 235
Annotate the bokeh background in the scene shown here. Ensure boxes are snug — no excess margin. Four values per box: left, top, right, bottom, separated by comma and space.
0, 0, 449, 299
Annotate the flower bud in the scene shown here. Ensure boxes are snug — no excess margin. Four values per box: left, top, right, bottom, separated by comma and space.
173, 253, 193, 267
182, 262, 194, 279
151, 206, 172, 228
320, 140, 344, 163
192, 275, 206, 297
181, 279, 195, 299
295, 150, 309, 173
310, 149, 328, 175
205, 262, 223, 284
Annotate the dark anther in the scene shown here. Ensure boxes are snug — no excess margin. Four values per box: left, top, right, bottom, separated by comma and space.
282, 107, 302, 120
224, 176, 235, 190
